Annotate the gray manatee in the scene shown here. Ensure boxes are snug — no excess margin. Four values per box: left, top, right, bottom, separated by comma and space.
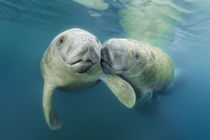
101, 38, 174, 106
41, 29, 136, 130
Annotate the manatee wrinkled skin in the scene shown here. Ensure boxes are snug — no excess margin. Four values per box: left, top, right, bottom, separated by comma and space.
101, 38, 174, 106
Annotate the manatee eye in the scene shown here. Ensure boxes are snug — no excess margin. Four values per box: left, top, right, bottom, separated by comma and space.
59, 36, 64, 44
57, 36, 66, 50
135, 53, 140, 59
57, 36, 66, 46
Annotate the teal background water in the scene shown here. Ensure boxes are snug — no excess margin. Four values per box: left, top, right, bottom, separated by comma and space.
0, 0, 210, 140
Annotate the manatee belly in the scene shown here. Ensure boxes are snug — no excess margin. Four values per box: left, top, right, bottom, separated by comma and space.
58, 80, 100, 92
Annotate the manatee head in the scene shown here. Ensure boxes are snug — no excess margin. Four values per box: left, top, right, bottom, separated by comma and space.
48, 28, 101, 73
101, 38, 141, 74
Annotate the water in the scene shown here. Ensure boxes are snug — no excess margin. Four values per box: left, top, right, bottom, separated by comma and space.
0, 0, 210, 140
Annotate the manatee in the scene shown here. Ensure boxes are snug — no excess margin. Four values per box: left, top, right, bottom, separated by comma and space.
101, 38, 174, 106
41, 29, 136, 130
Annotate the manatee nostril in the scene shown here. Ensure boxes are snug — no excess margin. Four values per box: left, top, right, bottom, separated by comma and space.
101, 47, 111, 63
96, 38, 100, 45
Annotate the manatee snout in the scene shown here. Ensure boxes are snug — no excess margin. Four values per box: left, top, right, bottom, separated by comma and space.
58, 31, 101, 73
68, 44, 100, 73
101, 39, 130, 74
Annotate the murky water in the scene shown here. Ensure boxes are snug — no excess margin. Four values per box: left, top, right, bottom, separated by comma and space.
0, 0, 210, 140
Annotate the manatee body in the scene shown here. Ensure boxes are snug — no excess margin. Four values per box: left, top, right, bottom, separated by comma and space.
41, 28, 103, 130
101, 38, 174, 105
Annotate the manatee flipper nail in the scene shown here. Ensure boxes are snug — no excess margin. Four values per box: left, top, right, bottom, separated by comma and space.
101, 75, 136, 108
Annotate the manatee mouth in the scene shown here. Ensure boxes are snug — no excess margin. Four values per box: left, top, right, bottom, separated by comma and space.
69, 59, 95, 73
101, 59, 128, 74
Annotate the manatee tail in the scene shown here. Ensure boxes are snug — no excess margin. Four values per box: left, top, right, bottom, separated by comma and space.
43, 82, 61, 130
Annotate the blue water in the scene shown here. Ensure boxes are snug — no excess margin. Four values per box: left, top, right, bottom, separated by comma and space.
0, 0, 210, 140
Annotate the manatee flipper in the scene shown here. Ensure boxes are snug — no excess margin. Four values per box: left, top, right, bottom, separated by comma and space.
136, 89, 153, 107
43, 82, 61, 130
101, 75, 136, 108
